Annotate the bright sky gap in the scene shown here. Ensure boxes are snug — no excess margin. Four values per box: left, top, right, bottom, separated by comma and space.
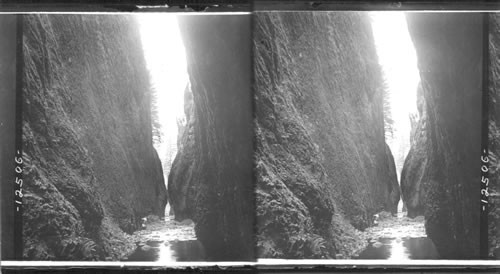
137, 11, 420, 191
137, 13, 189, 177
370, 12, 420, 165
370, 11, 420, 212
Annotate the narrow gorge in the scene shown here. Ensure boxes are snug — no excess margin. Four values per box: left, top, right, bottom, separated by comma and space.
21, 14, 255, 262
254, 12, 400, 259
254, 11, 487, 260
401, 13, 483, 259
13, 11, 493, 262
22, 14, 167, 260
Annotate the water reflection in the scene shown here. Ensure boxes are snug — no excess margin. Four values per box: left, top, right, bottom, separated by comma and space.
126, 240, 206, 262
404, 237, 440, 259
355, 237, 439, 260
388, 238, 410, 260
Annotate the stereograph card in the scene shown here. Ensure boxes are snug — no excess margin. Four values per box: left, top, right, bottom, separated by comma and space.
0, 1, 499, 272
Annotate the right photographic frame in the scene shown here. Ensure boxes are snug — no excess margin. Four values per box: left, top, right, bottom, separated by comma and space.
253, 9, 497, 262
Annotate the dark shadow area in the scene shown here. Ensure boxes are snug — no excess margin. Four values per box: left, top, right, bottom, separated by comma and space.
168, 14, 255, 261
0, 14, 18, 260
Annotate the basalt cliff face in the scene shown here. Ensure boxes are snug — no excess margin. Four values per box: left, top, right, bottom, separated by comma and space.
401, 84, 428, 218
404, 13, 482, 258
22, 15, 167, 260
254, 12, 400, 259
168, 15, 254, 260
167, 84, 195, 220
488, 13, 500, 258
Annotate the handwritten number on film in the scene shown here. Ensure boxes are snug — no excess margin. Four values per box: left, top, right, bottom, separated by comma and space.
14, 150, 23, 211
481, 149, 489, 211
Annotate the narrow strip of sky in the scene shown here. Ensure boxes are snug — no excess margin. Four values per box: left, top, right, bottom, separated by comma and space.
371, 12, 420, 213
137, 13, 188, 154
371, 11, 420, 137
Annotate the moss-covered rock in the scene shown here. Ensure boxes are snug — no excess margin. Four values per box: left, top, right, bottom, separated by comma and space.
22, 14, 167, 260
254, 12, 400, 259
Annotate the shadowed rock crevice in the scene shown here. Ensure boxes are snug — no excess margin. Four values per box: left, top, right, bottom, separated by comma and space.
168, 15, 255, 261
403, 13, 482, 259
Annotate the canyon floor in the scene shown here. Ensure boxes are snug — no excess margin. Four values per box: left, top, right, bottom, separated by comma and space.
261, 210, 435, 261
122, 215, 206, 262
354, 211, 439, 260
365, 212, 426, 240
117, 212, 439, 263
120, 211, 435, 261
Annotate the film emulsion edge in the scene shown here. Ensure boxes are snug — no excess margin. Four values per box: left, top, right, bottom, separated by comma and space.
480, 12, 490, 260
14, 14, 23, 260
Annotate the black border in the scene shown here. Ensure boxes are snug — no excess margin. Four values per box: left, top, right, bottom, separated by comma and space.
480, 12, 490, 260
13, 14, 24, 260
0, 14, 19, 262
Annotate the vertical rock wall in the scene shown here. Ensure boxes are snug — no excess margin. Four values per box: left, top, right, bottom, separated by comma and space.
22, 15, 167, 260
169, 15, 255, 261
254, 12, 400, 259
404, 13, 482, 258
488, 13, 500, 258
168, 84, 195, 220
401, 84, 428, 218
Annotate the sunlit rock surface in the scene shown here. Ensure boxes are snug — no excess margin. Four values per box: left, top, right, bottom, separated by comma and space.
365, 213, 426, 240
22, 15, 167, 260
254, 12, 400, 259
168, 84, 195, 220
401, 84, 428, 218
405, 13, 482, 258
169, 15, 254, 260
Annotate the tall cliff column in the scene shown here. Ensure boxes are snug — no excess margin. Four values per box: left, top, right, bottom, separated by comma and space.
170, 15, 254, 260
401, 83, 428, 218
22, 15, 167, 260
405, 13, 482, 258
254, 12, 399, 259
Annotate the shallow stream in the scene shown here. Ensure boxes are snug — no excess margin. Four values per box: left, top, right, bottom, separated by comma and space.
354, 212, 440, 260
123, 215, 207, 262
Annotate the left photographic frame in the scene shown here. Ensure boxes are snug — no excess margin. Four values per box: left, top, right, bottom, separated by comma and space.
1, 12, 255, 264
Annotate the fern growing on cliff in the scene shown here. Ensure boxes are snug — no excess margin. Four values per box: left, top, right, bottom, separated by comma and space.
287, 234, 331, 259
57, 237, 100, 260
